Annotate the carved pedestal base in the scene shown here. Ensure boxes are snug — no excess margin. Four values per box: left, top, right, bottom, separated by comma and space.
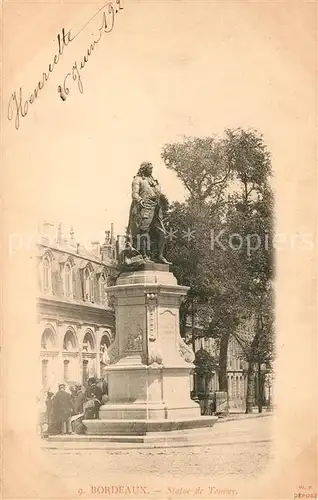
84, 265, 214, 436
99, 364, 200, 421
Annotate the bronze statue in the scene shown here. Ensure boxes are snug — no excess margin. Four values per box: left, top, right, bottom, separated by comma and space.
127, 162, 170, 264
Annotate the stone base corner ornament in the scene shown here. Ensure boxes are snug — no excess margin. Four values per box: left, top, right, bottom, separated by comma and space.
179, 337, 195, 363
147, 342, 163, 366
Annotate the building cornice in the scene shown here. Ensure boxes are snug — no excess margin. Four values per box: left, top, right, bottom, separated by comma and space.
36, 296, 115, 325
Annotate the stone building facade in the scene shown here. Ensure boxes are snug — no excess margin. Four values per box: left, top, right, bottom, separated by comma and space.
37, 223, 118, 392
189, 329, 273, 412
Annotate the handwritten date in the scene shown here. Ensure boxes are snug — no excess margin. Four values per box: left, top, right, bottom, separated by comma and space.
7, 0, 123, 130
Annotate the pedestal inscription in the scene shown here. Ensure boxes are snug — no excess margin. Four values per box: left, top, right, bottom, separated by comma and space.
159, 310, 177, 363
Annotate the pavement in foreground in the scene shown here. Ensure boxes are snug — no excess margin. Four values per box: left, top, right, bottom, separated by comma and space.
43, 414, 273, 477
4, 415, 275, 499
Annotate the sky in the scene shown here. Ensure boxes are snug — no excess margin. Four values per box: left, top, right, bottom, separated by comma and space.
3, 0, 316, 244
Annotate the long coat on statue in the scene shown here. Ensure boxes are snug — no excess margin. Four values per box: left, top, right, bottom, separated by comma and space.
127, 174, 167, 237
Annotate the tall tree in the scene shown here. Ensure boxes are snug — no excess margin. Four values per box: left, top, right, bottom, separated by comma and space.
162, 129, 274, 403
162, 136, 231, 206
222, 129, 274, 410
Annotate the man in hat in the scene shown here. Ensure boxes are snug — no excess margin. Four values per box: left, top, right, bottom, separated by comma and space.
85, 377, 103, 401
52, 383, 74, 434
127, 162, 170, 263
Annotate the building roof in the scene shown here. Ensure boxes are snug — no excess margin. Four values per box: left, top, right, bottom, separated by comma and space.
37, 222, 116, 267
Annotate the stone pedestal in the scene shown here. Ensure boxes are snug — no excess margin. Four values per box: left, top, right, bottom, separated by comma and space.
84, 264, 217, 436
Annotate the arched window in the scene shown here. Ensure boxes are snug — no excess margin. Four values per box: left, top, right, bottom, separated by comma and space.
83, 330, 95, 352
43, 258, 49, 290
99, 273, 108, 305
84, 268, 90, 300
43, 257, 52, 293
63, 329, 77, 351
41, 327, 56, 350
100, 333, 111, 350
64, 263, 72, 297
84, 265, 94, 302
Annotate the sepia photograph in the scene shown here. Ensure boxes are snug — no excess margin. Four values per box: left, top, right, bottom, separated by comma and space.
1, 0, 317, 499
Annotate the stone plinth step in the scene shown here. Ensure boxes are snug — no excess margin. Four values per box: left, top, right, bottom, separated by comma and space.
83, 416, 218, 436
44, 424, 218, 447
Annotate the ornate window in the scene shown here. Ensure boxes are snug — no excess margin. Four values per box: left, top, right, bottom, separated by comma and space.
64, 262, 73, 297
83, 330, 95, 352
42, 253, 53, 294
100, 333, 111, 350
99, 272, 109, 305
84, 268, 90, 300
63, 329, 78, 351
41, 327, 56, 350
84, 264, 94, 302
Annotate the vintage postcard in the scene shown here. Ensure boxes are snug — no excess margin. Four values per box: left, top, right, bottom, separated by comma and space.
1, 0, 317, 499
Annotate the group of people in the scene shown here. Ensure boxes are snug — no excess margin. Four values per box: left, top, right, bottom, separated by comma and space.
38, 377, 107, 437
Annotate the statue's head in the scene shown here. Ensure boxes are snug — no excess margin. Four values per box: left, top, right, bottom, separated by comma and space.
137, 161, 153, 177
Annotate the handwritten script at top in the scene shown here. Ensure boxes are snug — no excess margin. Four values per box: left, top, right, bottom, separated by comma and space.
7, 0, 124, 130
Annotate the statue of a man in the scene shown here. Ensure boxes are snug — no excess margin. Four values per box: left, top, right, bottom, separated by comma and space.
127, 162, 170, 264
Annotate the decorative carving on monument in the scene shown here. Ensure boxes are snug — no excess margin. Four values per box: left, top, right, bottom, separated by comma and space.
146, 293, 158, 342
145, 292, 162, 365
146, 292, 157, 308
107, 293, 116, 309
125, 327, 143, 352
147, 343, 163, 366
107, 342, 119, 364
179, 337, 195, 363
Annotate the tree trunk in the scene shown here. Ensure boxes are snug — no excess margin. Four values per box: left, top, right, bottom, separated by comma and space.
191, 297, 196, 352
257, 362, 263, 413
245, 360, 255, 413
179, 301, 187, 338
205, 373, 212, 394
191, 297, 196, 395
219, 332, 230, 392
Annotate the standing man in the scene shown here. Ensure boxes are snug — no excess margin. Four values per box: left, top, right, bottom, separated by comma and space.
52, 383, 73, 434
127, 162, 170, 264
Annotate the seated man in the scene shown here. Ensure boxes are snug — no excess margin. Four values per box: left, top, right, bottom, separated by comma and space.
84, 378, 103, 419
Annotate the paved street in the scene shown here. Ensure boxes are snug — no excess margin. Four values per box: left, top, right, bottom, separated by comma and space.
4, 415, 274, 499
37, 415, 273, 495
